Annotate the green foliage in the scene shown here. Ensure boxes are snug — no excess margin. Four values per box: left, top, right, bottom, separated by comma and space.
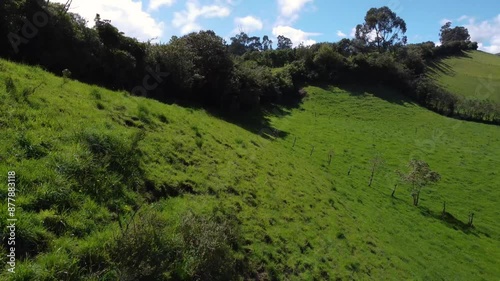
0, 2, 490, 122
5, 77, 17, 96
229, 32, 269, 55
175, 210, 244, 280
439, 22, 471, 45
398, 159, 441, 206
111, 208, 174, 280
0, 60, 499, 280
108, 208, 245, 280
277, 35, 293, 50
355, 6, 407, 52
313, 44, 347, 81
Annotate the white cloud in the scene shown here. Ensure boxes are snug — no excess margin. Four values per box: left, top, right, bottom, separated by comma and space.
457, 15, 469, 22
149, 0, 176, 11
464, 14, 500, 54
349, 27, 356, 38
172, 1, 231, 34
233, 16, 263, 34
349, 26, 376, 41
52, 0, 164, 41
277, 0, 313, 24
272, 25, 320, 47
278, 0, 313, 17
336, 30, 346, 37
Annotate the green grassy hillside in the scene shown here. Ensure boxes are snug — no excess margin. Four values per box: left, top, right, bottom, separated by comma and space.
428, 50, 500, 102
1, 59, 499, 280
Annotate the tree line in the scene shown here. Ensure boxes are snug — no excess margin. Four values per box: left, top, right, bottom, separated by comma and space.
1, 1, 498, 123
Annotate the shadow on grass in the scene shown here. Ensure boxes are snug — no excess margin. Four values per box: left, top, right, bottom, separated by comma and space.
425, 50, 473, 79
316, 83, 416, 106
418, 206, 484, 236
157, 93, 302, 139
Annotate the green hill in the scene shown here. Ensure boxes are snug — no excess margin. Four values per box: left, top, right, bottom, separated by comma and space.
1, 59, 500, 280
428, 50, 500, 103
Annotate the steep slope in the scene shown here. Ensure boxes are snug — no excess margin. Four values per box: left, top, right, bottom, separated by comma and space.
0, 59, 499, 280
428, 50, 500, 103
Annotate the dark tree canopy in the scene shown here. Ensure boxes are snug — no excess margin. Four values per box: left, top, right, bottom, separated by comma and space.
0, 0, 495, 124
355, 6, 407, 51
229, 32, 249, 55
277, 35, 293, 50
229, 32, 271, 55
262, 35, 273, 51
439, 22, 471, 44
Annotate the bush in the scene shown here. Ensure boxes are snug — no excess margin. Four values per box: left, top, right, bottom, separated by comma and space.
109, 208, 247, 281
111, 209, 175, 281
175, 210, 245, 280
312, 44, 347, 81
231, 61, 278, 107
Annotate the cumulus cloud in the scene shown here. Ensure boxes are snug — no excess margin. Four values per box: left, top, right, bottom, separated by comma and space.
272, 25, 320, 47
149, 0, 176, 11
464, 14, 500, 54
277, 0, 313, 24
149, 0, 175, 11
349, 26, 376, 41
233, 16, 263, 34
52, 0, 164, 41
172, 1, 231, 34
336, 30, 346, 37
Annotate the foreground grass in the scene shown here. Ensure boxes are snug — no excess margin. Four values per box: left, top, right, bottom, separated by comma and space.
428, 50, 500, 103
0, 59, 499, 280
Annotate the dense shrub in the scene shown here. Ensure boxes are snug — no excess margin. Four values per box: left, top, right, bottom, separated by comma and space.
109, 208, 247, 281
312, 44, 347, 81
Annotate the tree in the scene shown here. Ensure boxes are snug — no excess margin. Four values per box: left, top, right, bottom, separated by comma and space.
355, 6, 407, 52
94, 14, 122, 49
262, 35, 273, 51
398, 159, 441, 206
183, 30, 234, 103
277, 35, 293, 50
368, 155, 384, 187
247, 36, 262, 51
229, 32, 249, 55
312, 44, 346, 81
336, 38, 355, 56
439, 22, 471, 44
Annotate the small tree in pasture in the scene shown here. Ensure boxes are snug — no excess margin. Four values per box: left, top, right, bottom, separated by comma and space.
398, 159, 440, 206
368, 155, 384, 187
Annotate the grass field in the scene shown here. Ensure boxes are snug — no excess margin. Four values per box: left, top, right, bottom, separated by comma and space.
0, 59, 499, 280
428, 50, 500, 103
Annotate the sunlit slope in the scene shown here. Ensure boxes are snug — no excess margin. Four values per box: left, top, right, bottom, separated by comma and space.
428, 50, 500, 102
0, 59, 499, 280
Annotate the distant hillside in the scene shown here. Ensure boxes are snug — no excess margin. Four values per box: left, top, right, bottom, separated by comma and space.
428, 50, 500, 103
1, 59, 500, 280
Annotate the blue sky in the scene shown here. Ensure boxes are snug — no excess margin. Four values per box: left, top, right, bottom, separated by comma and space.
55, 0, 500, 53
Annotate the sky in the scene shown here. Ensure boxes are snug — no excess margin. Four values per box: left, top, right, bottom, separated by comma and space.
52, 0, 500, 53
